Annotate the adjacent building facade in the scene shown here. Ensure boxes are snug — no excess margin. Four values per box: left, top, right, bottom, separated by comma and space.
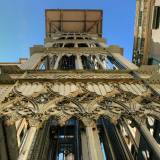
0, 9, 160, 160
133, 0, 160, 66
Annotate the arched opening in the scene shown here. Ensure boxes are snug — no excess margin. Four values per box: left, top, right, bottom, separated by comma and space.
49, 55, 58, 70
53, 43, 63, 48
76, 37, 84, 40
48, 117, 82, 160
64, 43, 75, 48
58, 37, 66, 40
58, 55, 76, 70
78, 43, 88, 47
75, 33, 81, 35
81, 55, 95, 69
96, 117, 113, 160
84, 37, 92, 40
96, 117, 138, 160
95, 43, 101, 47
67, 37, 74, 40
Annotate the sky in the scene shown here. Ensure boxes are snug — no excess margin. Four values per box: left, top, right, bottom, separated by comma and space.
0, 0, 136, 62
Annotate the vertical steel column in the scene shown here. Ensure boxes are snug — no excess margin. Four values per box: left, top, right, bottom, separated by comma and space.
114, 125, 135, 160
75, 119, 80, 160
103, 119, 133, 160
29, 122, 49, 160
121, 119, 138, 154
101, 118, 116, 160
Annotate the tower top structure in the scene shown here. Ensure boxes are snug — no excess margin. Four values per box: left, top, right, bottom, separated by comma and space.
45, 9, 103, 37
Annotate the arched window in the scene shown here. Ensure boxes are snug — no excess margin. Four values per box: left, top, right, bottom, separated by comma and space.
67, 37, 74, 40
76, 37, 84, 40
95, 43, 101, 47
78, 43, 88, 47
81, 55, 95, 69
64, 43, 75, 48
58, 37, 66, 40
84, 37, 92, 40
58, 55, 76, 70
53, 43, 63, 48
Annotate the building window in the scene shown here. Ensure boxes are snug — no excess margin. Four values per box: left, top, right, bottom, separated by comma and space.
153, 6, 160, 29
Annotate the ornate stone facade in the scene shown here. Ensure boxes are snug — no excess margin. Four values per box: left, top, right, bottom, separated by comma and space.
0, 9, 160, 160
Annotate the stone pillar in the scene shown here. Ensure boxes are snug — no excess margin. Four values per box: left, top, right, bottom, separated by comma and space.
54, 55, 62, 69
96, 55, 106, 70
86, 126, 98, 160
18, 127, 37, 160
93, 127, 104, 160
76, 55, 83, 69
85, 124, 103, 160
81, 130, 90, 160
0, 119, 8, 160
4, 119, 19, 160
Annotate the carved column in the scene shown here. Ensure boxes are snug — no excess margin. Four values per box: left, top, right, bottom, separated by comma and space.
18, 126, 37, 160
93, 127, 104, 160
81, 129, 90, 160
85, 123, 103, 160
86, 126, 98, 160
4, 118, 19, 160
54, 55, 62, 69
0, 118, 8, 160
76, 55, 83, 69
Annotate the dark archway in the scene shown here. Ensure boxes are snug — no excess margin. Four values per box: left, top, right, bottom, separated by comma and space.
58, 55, 76, 70
48, 117, 82, 160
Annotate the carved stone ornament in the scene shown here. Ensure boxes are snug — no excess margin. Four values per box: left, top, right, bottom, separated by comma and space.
0, 81, 160, 126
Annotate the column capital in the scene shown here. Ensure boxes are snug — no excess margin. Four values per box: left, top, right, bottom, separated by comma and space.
3, 116, 16, 126
82, 118, 96, 128
27, 119, 41, 128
